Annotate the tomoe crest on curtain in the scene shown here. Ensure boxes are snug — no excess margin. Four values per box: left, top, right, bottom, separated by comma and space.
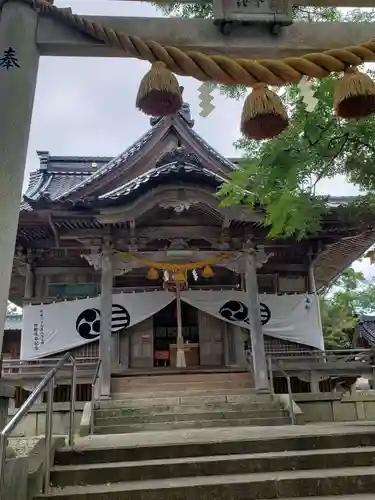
219, 300, 271, 326
75, 304, 131, 340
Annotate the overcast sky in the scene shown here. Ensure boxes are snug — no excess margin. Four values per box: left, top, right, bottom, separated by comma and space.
27, 0, 244, 187
27, 0, 362, 194
25, 0, 372, 274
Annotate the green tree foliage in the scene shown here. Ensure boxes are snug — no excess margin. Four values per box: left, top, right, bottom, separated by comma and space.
157, 3, 375, 239
219, 72, 375, 239
157, 3, 342, 23
218, 7, 375, 239
321, 267, 375, 349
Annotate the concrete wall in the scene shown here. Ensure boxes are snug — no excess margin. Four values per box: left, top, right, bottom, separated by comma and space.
3, 437, 65, 500
295, 392, 375, 424
7, 402, 84, 438
4, 455, 28, 500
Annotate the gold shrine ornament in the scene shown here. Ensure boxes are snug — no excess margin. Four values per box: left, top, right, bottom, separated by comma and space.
117, 251, 230, 281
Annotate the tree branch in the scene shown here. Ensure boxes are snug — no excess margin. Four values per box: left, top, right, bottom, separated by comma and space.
310, 132, 349, 193
304, 121, 336, 148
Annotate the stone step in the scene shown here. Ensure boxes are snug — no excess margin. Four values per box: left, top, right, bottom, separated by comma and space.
94, 409, 288, 426
282, 497, 375, 500
34, 465, 375, 499
98, 391, 274, 408
94, 416, 291, 434
50, 446, 375, 487
111, 381, 255, 394
95, 401, 282, 418
54, 432, 375, 466
111, 373, 250, 386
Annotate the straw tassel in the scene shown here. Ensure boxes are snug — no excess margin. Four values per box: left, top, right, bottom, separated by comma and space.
240, 84, 289, 140
147, 268, 159, 280
174, 271, 186, 283
202, 265, 214, 278
136, 61, 183, 117
334, 67, 375, 119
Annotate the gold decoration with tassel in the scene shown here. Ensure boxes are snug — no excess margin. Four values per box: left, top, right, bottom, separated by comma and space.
334, 67, 375, 119
174, 271, 186, 283
147, 267, 159, 280
202, 265, 214, 278
240, 83, 288, 140
136, 61, 183, 117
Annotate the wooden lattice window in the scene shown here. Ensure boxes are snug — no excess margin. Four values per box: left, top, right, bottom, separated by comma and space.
48, 283, 100, 298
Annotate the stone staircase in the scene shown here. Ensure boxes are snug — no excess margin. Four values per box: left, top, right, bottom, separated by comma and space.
35, 426, 375, 499
94, 372, 291, 433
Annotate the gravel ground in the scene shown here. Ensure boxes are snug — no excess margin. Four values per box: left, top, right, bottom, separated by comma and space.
7, 436, 41, 457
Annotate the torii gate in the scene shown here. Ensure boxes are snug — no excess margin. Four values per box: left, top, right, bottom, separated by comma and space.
1, 0, 375, 395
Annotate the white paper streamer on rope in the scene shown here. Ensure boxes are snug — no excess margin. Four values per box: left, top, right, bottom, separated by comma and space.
298, 76, 318, 112
198, 82, 215, 117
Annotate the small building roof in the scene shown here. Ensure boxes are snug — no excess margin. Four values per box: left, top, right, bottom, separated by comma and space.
353, 314, 375, 347
4, 314, 23, 331
21, 157, 99, 211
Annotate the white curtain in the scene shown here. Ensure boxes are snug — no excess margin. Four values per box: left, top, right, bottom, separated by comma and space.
21, 291, 174, 360
181, 290, 323, 350
21, 289, 324, 360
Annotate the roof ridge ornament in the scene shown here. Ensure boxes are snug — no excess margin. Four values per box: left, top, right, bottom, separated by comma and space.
150, 86, 194, 128
156, 147, 201, 169
36, 150, 50, 170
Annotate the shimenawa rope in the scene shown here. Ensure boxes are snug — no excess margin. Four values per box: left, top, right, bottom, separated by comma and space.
16, 0, 375, 86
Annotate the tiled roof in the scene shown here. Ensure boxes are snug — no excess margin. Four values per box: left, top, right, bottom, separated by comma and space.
21, 153, 112, 212
188, 126, 236, 171
354, 314, 375, 346
326, 196, 362, 207
21, 100, 239, 210
20, 92, 361, 215
314, 229, 375, 290
5, 314, 23, 331
56, 120, 165, 201
99, 162, 226, 201
21, 171, 93, 211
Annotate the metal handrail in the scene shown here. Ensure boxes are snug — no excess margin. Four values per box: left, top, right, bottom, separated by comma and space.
90, 359, 102, 435
270, 349, 371, 360
0, 352, 77, 496
271, 349, 371, 356
1, 357, 97, 382
267, 356, 296, 425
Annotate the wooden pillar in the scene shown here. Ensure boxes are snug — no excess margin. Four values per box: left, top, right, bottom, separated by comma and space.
309, 372, 321, 393
34, 272, 45, 299
245, 249, 270, 392
175, 283, 186, 368
223, 321, 230, 366
0, 2, 39, 353
308, 261, 317, 294
308, 260, 324, 348
24, 261, 35, 299
111, 327, 120, 371
99, 244, 113, 399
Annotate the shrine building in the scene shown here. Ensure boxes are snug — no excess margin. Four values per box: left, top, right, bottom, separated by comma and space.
8, 99, 375, 396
